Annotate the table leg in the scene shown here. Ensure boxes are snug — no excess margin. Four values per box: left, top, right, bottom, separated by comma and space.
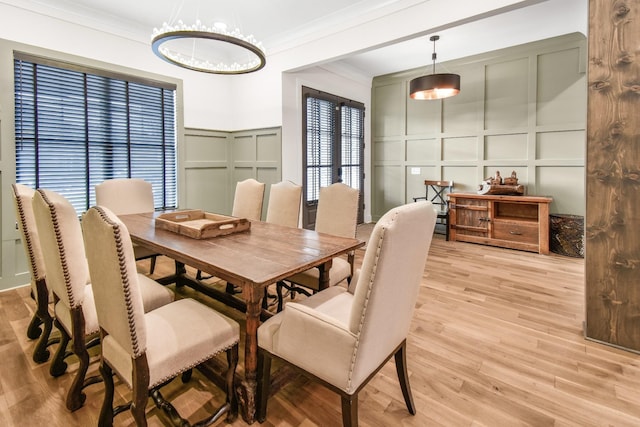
238, 289, 263, 423
317, 259, 333, 291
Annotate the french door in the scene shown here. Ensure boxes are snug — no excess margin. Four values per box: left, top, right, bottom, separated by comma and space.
302, 87, 364, 229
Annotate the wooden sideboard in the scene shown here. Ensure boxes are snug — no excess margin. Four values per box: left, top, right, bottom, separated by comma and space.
448, 193, 553, 254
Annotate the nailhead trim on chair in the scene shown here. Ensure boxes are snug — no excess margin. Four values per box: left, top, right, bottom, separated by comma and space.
346, 211, 398, 391
94, 206, 144, 358
38, 190, 78, 310
149, 342, 238, 390
13, 185, 44, 281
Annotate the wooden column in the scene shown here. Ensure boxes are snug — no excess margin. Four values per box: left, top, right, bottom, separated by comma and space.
585, 0, 640, 351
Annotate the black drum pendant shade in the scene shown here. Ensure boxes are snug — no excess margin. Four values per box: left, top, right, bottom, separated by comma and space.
409, 35, 460, 100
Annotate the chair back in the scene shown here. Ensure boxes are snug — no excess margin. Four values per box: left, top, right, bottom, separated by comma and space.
82, 206, 147, 358
315, 183, 359, 238
425, 180, 453, 213
12, 184, 47, 290
265, 181, 302, 227
95, 178, 155, 215
348, 201, 436, 388
232, 178, 265, 221
32, 189, 90, 310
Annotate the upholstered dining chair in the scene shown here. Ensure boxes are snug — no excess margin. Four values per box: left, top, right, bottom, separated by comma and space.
82, 205, 240, 427
11, 183, 56, 364
232, 178, 266, 220
262, 181, 302, 308
265, 180, 302, 228
275, 182, 359, 312
257, 201, 437, 427
95, 178, 160, 274
33, 188, 174, 411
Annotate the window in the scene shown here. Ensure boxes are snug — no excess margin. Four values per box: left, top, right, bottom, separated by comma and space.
14, 53, 177, 215
302, 87, 364, 227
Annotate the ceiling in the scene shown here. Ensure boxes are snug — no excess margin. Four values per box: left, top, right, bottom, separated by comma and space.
5, 0, 587, 78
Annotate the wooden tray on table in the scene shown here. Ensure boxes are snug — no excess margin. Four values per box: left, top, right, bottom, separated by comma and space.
155, 209, 251, 239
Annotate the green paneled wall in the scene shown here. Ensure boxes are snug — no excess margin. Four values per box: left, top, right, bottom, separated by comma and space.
371, 33, 587, 221
182, 127, 281, 219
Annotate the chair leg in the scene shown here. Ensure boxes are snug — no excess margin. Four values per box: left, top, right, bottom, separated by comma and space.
98, 362, 115, 427
33, 279, 54, 363
445, 214, 450, 241
181, 369, 193, 383
66, 325, 90, 411
341, 393, 358, 427
26, 312, 43, 340
226, 282, 242, 294
127, 355, 150, 426
196, 269, 212, 280
132, 391, 149, 427
256, 349, 272, 423
276, 282, 285, 312
149, 255, 157, 275
226, 344, 239, 422
394, 341, 416, 415
32, 310, 54, 363
50, 319, 70, 377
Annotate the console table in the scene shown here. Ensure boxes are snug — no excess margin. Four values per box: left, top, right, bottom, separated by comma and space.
448, 193, 553, 254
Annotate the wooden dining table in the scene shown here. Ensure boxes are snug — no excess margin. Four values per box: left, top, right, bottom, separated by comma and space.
118, 211, 364, 423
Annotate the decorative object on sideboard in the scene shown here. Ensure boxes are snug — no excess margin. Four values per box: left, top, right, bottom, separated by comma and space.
478, 170, 525, 195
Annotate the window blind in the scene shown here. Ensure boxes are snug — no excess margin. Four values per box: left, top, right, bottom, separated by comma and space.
305, 96, 335, 202
14, 56, 177, 214
340, 105, 364, 191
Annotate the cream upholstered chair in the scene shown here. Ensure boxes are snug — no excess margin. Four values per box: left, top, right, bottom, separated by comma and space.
232, 178, 266, 220
262, 181, 302, 308
32, 189, 174, 411
95, 178, 160, 273
265, 180, 302, 227
257, 201, 437, 427
82, 205, 240, 426
12, 183, 56, 364
197, 178, 266, 283
275, 182, 359, 312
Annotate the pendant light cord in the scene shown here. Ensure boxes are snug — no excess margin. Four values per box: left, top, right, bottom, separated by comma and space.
430, 35, 439, 74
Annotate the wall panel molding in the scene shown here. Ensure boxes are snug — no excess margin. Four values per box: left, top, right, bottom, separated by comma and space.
372, 33, 587, 221
182, 126, 281, 219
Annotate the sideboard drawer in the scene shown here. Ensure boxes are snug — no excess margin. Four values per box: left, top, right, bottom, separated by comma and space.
493, 220, 538, 245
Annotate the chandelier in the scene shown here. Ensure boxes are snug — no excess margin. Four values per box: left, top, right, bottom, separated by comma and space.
151, 20, 266, 74
409, 35, 460, 100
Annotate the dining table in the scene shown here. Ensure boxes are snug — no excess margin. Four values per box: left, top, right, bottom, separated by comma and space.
118, 211, 364, 423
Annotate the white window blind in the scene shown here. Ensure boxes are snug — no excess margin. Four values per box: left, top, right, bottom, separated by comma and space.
14, 54, 177, 214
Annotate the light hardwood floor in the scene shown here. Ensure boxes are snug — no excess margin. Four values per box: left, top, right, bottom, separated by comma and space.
2, 231, 640, 426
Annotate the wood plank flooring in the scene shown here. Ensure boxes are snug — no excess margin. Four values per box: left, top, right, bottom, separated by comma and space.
2, 231, 640, 426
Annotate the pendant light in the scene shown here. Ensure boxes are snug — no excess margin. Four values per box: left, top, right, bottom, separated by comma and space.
409, 35, 460, 100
